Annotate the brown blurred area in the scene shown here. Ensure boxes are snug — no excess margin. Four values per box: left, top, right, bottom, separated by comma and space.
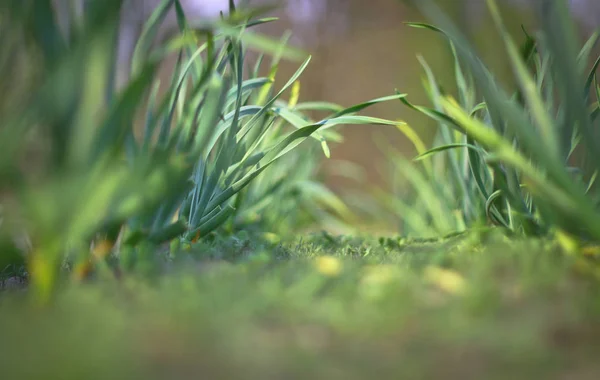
57, 0, 600, 193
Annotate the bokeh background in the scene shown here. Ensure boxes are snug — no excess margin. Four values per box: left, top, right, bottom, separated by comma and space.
94, 0, 600, 193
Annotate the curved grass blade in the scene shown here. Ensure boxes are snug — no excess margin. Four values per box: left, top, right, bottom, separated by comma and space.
414, 143, 485, 162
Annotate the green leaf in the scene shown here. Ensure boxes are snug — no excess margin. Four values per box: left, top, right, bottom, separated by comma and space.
331, 94, 407, 118
205, 123, 323, 214
131, 0, 176, 76
414, 143, 485, 162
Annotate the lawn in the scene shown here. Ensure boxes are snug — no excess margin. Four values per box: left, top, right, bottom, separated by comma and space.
2, 229, 600, 379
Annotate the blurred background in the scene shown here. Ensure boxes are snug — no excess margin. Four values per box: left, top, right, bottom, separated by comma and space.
60, 0, 600, 196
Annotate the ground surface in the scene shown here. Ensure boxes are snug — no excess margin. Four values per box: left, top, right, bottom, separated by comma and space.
1, 228, 600, 380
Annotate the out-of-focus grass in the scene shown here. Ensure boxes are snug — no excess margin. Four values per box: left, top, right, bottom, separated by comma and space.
2, 228, 600, 379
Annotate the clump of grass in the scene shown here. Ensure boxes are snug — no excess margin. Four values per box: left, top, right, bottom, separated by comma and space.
392, 0, 600, 242
0, 0, 403, 301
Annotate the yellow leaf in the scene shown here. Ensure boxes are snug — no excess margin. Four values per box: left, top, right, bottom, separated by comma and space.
314, 255, 342, 277
554, 229, 580, 255
581, 245, 600, 258
424, 266, 467, 295
92, 239, 114, 260
288, 81, 300, 107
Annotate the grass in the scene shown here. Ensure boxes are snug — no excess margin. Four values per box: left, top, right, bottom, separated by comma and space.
2, 0, 600, 379
2, 229, 600, 379
388, 0, 600, 240
0, 0, 401, 300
